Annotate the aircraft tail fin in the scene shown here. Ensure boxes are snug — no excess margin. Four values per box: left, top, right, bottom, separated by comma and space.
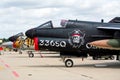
109, 17, 120, 23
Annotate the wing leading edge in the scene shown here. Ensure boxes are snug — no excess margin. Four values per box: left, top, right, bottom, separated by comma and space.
97, 26, 120, 30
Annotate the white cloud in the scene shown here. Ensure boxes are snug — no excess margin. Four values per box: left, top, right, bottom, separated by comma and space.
0, 0, 120, 38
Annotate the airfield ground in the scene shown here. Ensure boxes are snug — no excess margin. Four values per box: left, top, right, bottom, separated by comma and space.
0, 51, 120, 80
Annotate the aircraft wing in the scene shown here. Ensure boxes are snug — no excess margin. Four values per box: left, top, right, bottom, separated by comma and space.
97, 26, 120, 30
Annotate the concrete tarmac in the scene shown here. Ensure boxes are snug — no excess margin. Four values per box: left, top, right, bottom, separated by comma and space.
0, 51, 120, 80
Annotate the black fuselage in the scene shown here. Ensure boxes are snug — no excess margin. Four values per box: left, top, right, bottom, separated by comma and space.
26, 20, 120, 56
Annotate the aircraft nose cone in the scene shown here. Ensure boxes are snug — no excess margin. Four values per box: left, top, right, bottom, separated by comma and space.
8, 36, 18, 42
25, 28, 36, 38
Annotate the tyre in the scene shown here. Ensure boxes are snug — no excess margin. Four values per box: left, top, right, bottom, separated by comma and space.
29, 53, 34, 58
65, 59, 73, 67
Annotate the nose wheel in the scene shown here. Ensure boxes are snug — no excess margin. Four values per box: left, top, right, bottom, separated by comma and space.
28, 51, 34, 58
65, 59, 73, 67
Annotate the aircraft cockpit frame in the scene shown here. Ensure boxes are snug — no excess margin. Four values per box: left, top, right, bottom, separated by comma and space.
37, 21, 53, 29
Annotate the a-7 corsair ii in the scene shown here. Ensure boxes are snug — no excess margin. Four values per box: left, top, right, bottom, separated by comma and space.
25, 17, 120, 67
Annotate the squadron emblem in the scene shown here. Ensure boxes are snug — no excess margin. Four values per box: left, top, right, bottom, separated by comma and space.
68, 30, 85, 48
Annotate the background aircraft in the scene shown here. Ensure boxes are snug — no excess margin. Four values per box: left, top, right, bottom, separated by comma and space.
0, 41, 13, 51
8, 32, 36, 57
25, 17, 120, 67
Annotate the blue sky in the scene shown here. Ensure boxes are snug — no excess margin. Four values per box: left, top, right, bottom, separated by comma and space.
0, 0, 120, 38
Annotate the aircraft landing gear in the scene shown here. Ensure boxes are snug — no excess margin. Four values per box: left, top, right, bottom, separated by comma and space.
61, 57, 74, 67
28, 51, 34, 58
65, 59, 73, 67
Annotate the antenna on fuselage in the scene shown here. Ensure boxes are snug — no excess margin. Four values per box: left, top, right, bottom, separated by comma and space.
101, 19, 104, 23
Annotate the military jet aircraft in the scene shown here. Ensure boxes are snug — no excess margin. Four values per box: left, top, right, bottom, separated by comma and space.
25, 17, 120, 67
8, 32, 35, 56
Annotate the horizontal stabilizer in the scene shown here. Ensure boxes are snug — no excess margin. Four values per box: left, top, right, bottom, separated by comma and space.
109, 17, 120, 23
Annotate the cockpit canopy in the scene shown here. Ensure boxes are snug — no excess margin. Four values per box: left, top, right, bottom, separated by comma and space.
36, 20, 69, 29
35, 19, 83, 29
36, 21, 53, 29
8, 32, 24, 42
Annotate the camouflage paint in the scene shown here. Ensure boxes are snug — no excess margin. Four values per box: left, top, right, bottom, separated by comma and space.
107, 39, 120, 48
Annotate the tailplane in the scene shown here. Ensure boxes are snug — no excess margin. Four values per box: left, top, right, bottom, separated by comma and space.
109, 17, 120, 23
